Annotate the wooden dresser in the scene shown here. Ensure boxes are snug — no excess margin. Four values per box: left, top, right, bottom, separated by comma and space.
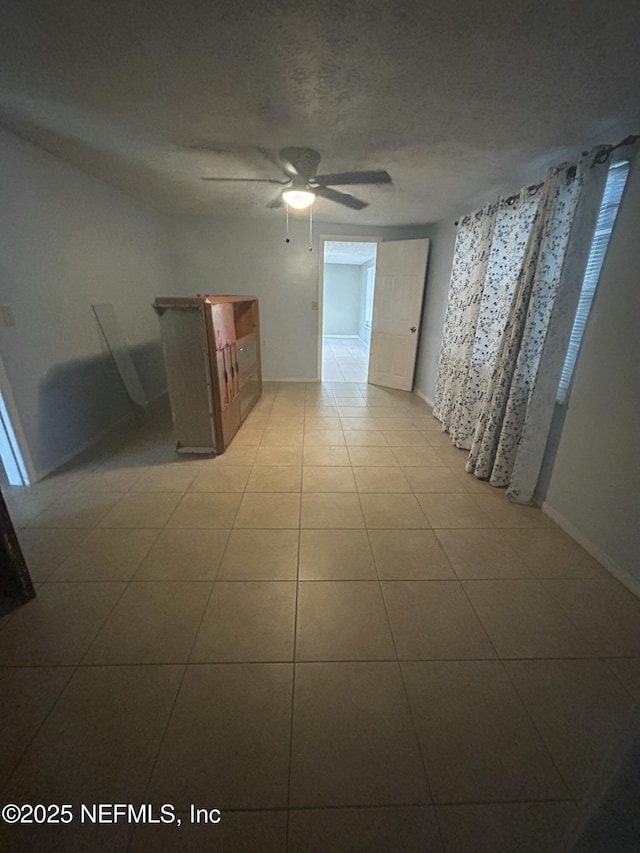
154, 295, 262, 454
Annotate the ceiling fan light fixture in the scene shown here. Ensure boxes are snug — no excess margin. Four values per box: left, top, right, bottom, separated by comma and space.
281, 188, 316, 209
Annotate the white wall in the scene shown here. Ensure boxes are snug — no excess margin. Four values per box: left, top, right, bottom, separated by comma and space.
323, 264, 362, 336
164, 217, 431, 380
542, 155, 640, 586
413, 217, 458, 403
0, 129, 171, 479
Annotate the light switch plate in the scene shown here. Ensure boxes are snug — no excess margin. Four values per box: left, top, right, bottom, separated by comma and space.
0, 305, 15, 327
311, 301, 318, 311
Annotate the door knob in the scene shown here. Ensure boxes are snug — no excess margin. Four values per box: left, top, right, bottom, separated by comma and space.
410, 326, 417, 333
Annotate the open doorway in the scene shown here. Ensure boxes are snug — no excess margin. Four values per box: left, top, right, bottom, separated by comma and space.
0, 394, 27, 487
0, 356, 33, 487
319, 239, 378, 382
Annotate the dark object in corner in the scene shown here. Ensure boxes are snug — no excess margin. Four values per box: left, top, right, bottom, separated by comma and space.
0, 489, 35, 614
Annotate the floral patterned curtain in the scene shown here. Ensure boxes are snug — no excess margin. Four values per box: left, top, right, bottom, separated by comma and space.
433, 192, 539, 447
468, 153, 609, 501
435, 149, 611, 504
433, 202, 497, 446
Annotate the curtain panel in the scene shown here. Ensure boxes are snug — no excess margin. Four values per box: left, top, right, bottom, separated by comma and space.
433, 192, 539, 448
500, 154, 610, 501
434, 148, 611, 504
433, 202, 496, 446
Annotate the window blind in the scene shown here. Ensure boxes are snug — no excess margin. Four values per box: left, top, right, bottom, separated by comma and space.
557, 160, 630, 403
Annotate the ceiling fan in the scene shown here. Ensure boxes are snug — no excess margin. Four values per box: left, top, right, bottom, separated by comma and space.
201, 147, 392, 210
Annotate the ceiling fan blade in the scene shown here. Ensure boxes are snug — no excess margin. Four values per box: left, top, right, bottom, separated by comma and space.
201, 176, 288, 183
256, 146, 282, 170
314, 186, 369, 210
266, 192, 284, 209
188, 143, 233, 153
314, 170, 392, 186
279, 147, 322, 179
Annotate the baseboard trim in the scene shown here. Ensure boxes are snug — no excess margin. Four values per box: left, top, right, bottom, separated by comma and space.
414, 388, 435, 408
323, 334, 359, 339
263, 377, 318, 383
541, 501, 640, 601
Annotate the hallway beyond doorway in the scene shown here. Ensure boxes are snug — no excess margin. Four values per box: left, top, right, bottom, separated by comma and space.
320, 238, 377, 385
322, 336, 369, 383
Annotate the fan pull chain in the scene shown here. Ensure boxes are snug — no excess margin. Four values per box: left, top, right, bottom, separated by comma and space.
285, 204, 290, 244
309, 204, 313, 252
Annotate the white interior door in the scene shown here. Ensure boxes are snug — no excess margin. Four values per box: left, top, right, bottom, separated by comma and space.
367, 238, 430, 390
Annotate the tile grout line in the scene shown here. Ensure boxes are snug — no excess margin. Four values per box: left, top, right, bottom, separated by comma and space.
129, 459, 244, 850
73, 440, 197, 668
151, 794, 577, 813
456, 571, 578, 804
371, 426, 565, 836
500, 661, 580, 804
534, 577, 618, 657
0, 664, 77, 802
359, 484, 446, 846
3, 652, 636, 669
603, 658, 640, 703
283, 388, 317, 852
129, 659, 188, 852
75, 575, 135, 668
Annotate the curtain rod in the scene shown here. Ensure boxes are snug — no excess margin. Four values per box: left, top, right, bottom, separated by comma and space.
454, 133, 639, 225
592, 133, 639, 164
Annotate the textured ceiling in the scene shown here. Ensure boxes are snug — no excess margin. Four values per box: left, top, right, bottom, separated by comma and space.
324, 241, 377, 265
1, 0, 640, 224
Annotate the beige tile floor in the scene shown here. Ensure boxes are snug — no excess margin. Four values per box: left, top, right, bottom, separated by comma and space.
1, 382, 640, 851
322, 336, 369, 382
